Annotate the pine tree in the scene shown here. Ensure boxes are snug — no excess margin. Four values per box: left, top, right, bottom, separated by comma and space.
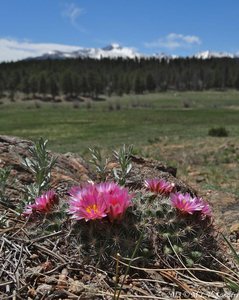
29, 76, 38, 98
21, 77, 30, 97
49, 77, 59, 100
0, 81, 3, 98
235, 73, 239, 90
146, 74, 156, 92
38, 74, 47, 98
61, 71, 73, 97
134, 75, 145, 94
81, 76, 89, 96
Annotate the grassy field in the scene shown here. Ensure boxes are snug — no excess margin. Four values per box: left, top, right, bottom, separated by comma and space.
0, 90, 239, 153
0, 90, 239, 216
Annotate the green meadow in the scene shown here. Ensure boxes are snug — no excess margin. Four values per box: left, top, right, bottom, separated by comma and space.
0, 90, 239, 154
0, 89, 239, 213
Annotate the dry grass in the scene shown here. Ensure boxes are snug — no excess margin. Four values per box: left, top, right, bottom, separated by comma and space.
1, 199, 239, 299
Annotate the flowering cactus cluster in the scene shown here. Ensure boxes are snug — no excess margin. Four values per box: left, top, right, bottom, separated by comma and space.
23, 176, 221, 271
141, 180, 218, 268
20, 139, 223, 273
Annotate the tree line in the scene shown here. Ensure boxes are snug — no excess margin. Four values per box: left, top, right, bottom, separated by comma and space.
0, 57, 239, 99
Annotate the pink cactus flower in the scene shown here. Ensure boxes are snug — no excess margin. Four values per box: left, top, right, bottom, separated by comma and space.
170, 192, 204, 214
144, 178, 175, 195
196, 197, 212, 218
99, 182, 133, 221
68, 184, 108, 221
96, 182, 119, 194
68, 182, 133, 222
68, 185, 82, 198
23, 190, 58, 216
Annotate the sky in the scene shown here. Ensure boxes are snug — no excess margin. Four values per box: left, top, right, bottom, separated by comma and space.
0, 0, 238, 62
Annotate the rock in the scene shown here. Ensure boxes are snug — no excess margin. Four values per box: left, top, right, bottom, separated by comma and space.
0, 135, 91, 205
36, 284, 52, 294
196, 176, 206, 183
0, 136, 197, 208
230, 223, 239, 234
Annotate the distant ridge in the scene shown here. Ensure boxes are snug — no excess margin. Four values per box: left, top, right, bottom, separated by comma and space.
24, 44, 239, 61
25, 43, 141, 60
194, 50, 238, 59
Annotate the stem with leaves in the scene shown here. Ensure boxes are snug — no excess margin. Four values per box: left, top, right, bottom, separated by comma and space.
113, 145, 133, 186
21, 138, 57, 202
89, 147, 108, 181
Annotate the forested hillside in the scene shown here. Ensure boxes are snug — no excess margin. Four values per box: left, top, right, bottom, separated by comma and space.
0, 57, 239, 99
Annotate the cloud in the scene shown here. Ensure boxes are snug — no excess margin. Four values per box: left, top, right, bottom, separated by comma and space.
63, 3, 86, 32
145, 33, 201, 50
0, 38, 80, 62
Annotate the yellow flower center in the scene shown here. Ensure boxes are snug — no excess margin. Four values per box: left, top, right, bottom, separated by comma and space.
86, 204, 98, 214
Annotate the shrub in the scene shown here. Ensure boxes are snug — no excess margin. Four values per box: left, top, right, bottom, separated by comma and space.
208, 127, 229, 137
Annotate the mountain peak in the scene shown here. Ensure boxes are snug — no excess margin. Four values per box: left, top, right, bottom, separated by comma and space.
194, 50, 235, 59
26, 44, 141, 60
102, 43, 122, 51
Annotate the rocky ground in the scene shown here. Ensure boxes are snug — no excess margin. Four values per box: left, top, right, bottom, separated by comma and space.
0, 135, 239, 299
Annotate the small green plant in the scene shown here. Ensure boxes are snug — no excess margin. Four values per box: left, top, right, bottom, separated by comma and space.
21, 138, 57, 203
113, 145, 133, 185
208, 127, 229, 137
0, 166, 14, 208
89, 147, 108, 181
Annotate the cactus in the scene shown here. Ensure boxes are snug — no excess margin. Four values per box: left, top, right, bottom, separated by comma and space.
68, 208, 151, 270
139, 193, 221, 269
65, 187, 222, 274
21, 143, 223, 276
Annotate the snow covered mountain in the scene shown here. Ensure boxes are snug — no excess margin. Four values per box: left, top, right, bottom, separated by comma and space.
152, 52, 178, 60
26, 44, 239, 61
194, 50, 237, 59
151, 51, 238, 60
28, 43, 141, 60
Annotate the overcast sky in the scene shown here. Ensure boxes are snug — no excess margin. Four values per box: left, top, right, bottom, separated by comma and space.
0, 0, 238, 61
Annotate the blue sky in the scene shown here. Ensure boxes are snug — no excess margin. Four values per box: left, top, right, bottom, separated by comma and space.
0, 0, 238, 61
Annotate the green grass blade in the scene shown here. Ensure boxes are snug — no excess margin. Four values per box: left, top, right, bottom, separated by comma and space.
224, 278, 239, 293
221, 233, 239, 264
